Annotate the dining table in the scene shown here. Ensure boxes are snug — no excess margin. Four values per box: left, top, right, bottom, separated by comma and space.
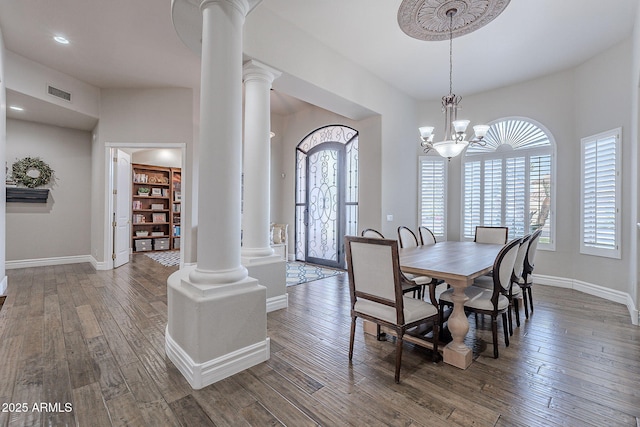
399, 241, 504, 369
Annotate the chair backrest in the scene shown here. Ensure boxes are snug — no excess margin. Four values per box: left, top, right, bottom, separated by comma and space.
475, 226, 509, 244
524, 228, 543, 275
418, 226, 437, 246
492, 238, 522, 298
345, 236, 404, 323
361, 228, 385, 239
397, 226, 419, 248
512, 234, 531, 281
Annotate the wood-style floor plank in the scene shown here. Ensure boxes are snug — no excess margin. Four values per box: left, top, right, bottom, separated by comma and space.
1, 255, 639, 426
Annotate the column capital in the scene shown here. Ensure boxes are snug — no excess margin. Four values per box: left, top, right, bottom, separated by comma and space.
243, 60, 282, 85
171, 0, 263, 54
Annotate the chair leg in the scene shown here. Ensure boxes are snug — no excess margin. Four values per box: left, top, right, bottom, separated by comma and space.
349, 317, 356, 360
527, 287, 534, 315
514, 298, 520, 327
395, 334, 404, 383
432, 321, 439, 363
502, 312, 509, 347
491, 315, 499, 358
523, 287, 530, 319
507, 304, 513, 336
376, 324, 383, 341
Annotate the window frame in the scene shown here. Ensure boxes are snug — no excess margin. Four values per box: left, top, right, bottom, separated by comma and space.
579, 128, 621, 259
460, 117, 556, 250
418, 155, 448, 240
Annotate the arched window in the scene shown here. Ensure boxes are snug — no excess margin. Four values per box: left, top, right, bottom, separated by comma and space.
462, 117, 555, 249
295, 125, 359, 268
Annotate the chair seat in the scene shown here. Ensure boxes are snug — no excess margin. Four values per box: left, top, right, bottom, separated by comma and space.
439, 286, 509, 311
355, 297, 438, 325
403, 273, 433, 285
473, 276, 522, 297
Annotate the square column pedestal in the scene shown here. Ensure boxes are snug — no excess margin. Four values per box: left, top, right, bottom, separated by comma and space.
165, 266, 269, 389
243, 255, 288, 312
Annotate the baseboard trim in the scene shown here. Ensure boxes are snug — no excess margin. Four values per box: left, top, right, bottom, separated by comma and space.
534, 274, 638, 325
267, 293, 288, 312
165, 327, 270, 390
0, 276, 7, 295
6, 255, 94, 270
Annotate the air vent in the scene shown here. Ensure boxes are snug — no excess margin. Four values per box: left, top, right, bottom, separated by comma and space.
47, 85, 72, 102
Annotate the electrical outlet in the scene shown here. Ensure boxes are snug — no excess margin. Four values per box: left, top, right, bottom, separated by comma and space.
386, 214, 393, 222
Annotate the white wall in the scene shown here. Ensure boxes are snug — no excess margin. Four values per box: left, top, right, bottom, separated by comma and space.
0, 27, 7, 293
245, 5, 418, 241
573, 39, 633, 293
6, 119, 92, 261
5, 51, 100, 119
91, 88, 193, 266
132, 148, 182, 168
426, 38, 634, 297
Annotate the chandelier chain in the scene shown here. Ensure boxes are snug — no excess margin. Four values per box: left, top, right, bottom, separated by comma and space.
449, 10, 453, 95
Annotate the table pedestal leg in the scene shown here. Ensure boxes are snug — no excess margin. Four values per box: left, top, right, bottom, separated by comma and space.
443, 283, 472, 369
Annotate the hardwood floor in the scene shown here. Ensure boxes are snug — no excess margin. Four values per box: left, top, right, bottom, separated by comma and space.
1, 254, 639, 426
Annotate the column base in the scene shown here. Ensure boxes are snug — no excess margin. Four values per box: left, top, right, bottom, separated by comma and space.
244, 258, 288, 312
443, 343, 472, 369
166, 326, 270, 390
166, 266, 269, 389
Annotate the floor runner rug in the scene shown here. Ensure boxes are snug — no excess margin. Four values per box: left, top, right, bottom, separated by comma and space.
143, 251, 344, 285
286, 261, 344, 286
144, 250, 180, 267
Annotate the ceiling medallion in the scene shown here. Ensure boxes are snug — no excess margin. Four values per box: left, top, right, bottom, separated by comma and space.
398, 0, 510, 41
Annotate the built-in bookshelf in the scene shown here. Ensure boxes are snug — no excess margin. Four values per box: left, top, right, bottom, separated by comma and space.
171, 168, 181, 250
131, 164, 181, 252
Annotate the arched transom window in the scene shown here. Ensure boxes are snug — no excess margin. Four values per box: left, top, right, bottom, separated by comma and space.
462, 117, 555, 249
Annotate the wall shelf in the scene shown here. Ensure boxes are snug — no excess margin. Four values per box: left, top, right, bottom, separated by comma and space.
6, 187, 49, 203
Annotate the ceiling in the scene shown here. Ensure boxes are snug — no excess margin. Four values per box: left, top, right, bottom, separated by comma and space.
0, 0, 637, 130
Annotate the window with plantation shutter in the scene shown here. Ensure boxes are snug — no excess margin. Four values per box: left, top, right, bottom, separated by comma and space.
580, 128, 620, 259
462, 118, 555, 250
419, 156, 447, 238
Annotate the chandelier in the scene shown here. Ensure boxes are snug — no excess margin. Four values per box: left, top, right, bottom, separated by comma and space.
419, 8, 488, 159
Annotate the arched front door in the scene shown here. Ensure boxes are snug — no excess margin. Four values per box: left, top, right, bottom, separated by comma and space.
295, 125, 358, 269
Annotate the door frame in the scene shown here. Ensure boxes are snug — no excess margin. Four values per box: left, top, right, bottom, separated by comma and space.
104, 142, 187, 270
303, 142, 346, 269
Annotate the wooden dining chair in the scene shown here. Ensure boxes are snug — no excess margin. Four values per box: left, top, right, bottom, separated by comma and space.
474, 234, 530, 335
438, 238, 521, 358
474, 226, 509, 244
361, 228, 385, 239
345, 236, 440, 383
519, 228, 543, 319
361, 228, 422, 300
397, 226, 438, 302
418, 226, 437, 246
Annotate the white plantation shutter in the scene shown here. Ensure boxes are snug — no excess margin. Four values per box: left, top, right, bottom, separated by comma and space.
419, 157, 447, 238
505, 157, 526, 239
462, 118, 555, 248
580, 129, 620, 258
463, 161, 481, 239
483, 159, 503, 227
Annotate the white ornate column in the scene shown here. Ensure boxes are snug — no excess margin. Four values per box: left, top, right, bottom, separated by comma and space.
167, 0, 268, 390
241, 60, 280, 260
241, 61, 288, 312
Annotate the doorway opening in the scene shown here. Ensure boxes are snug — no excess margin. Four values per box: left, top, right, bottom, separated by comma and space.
294, 125, 358, 269
106, 143, 186, 270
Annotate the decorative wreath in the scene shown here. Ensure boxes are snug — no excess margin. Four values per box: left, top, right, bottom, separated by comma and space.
12, 157, 54, 188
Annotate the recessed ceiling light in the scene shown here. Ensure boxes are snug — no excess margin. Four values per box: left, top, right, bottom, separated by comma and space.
9, 105, 24, 111
53, 36, 70, 45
